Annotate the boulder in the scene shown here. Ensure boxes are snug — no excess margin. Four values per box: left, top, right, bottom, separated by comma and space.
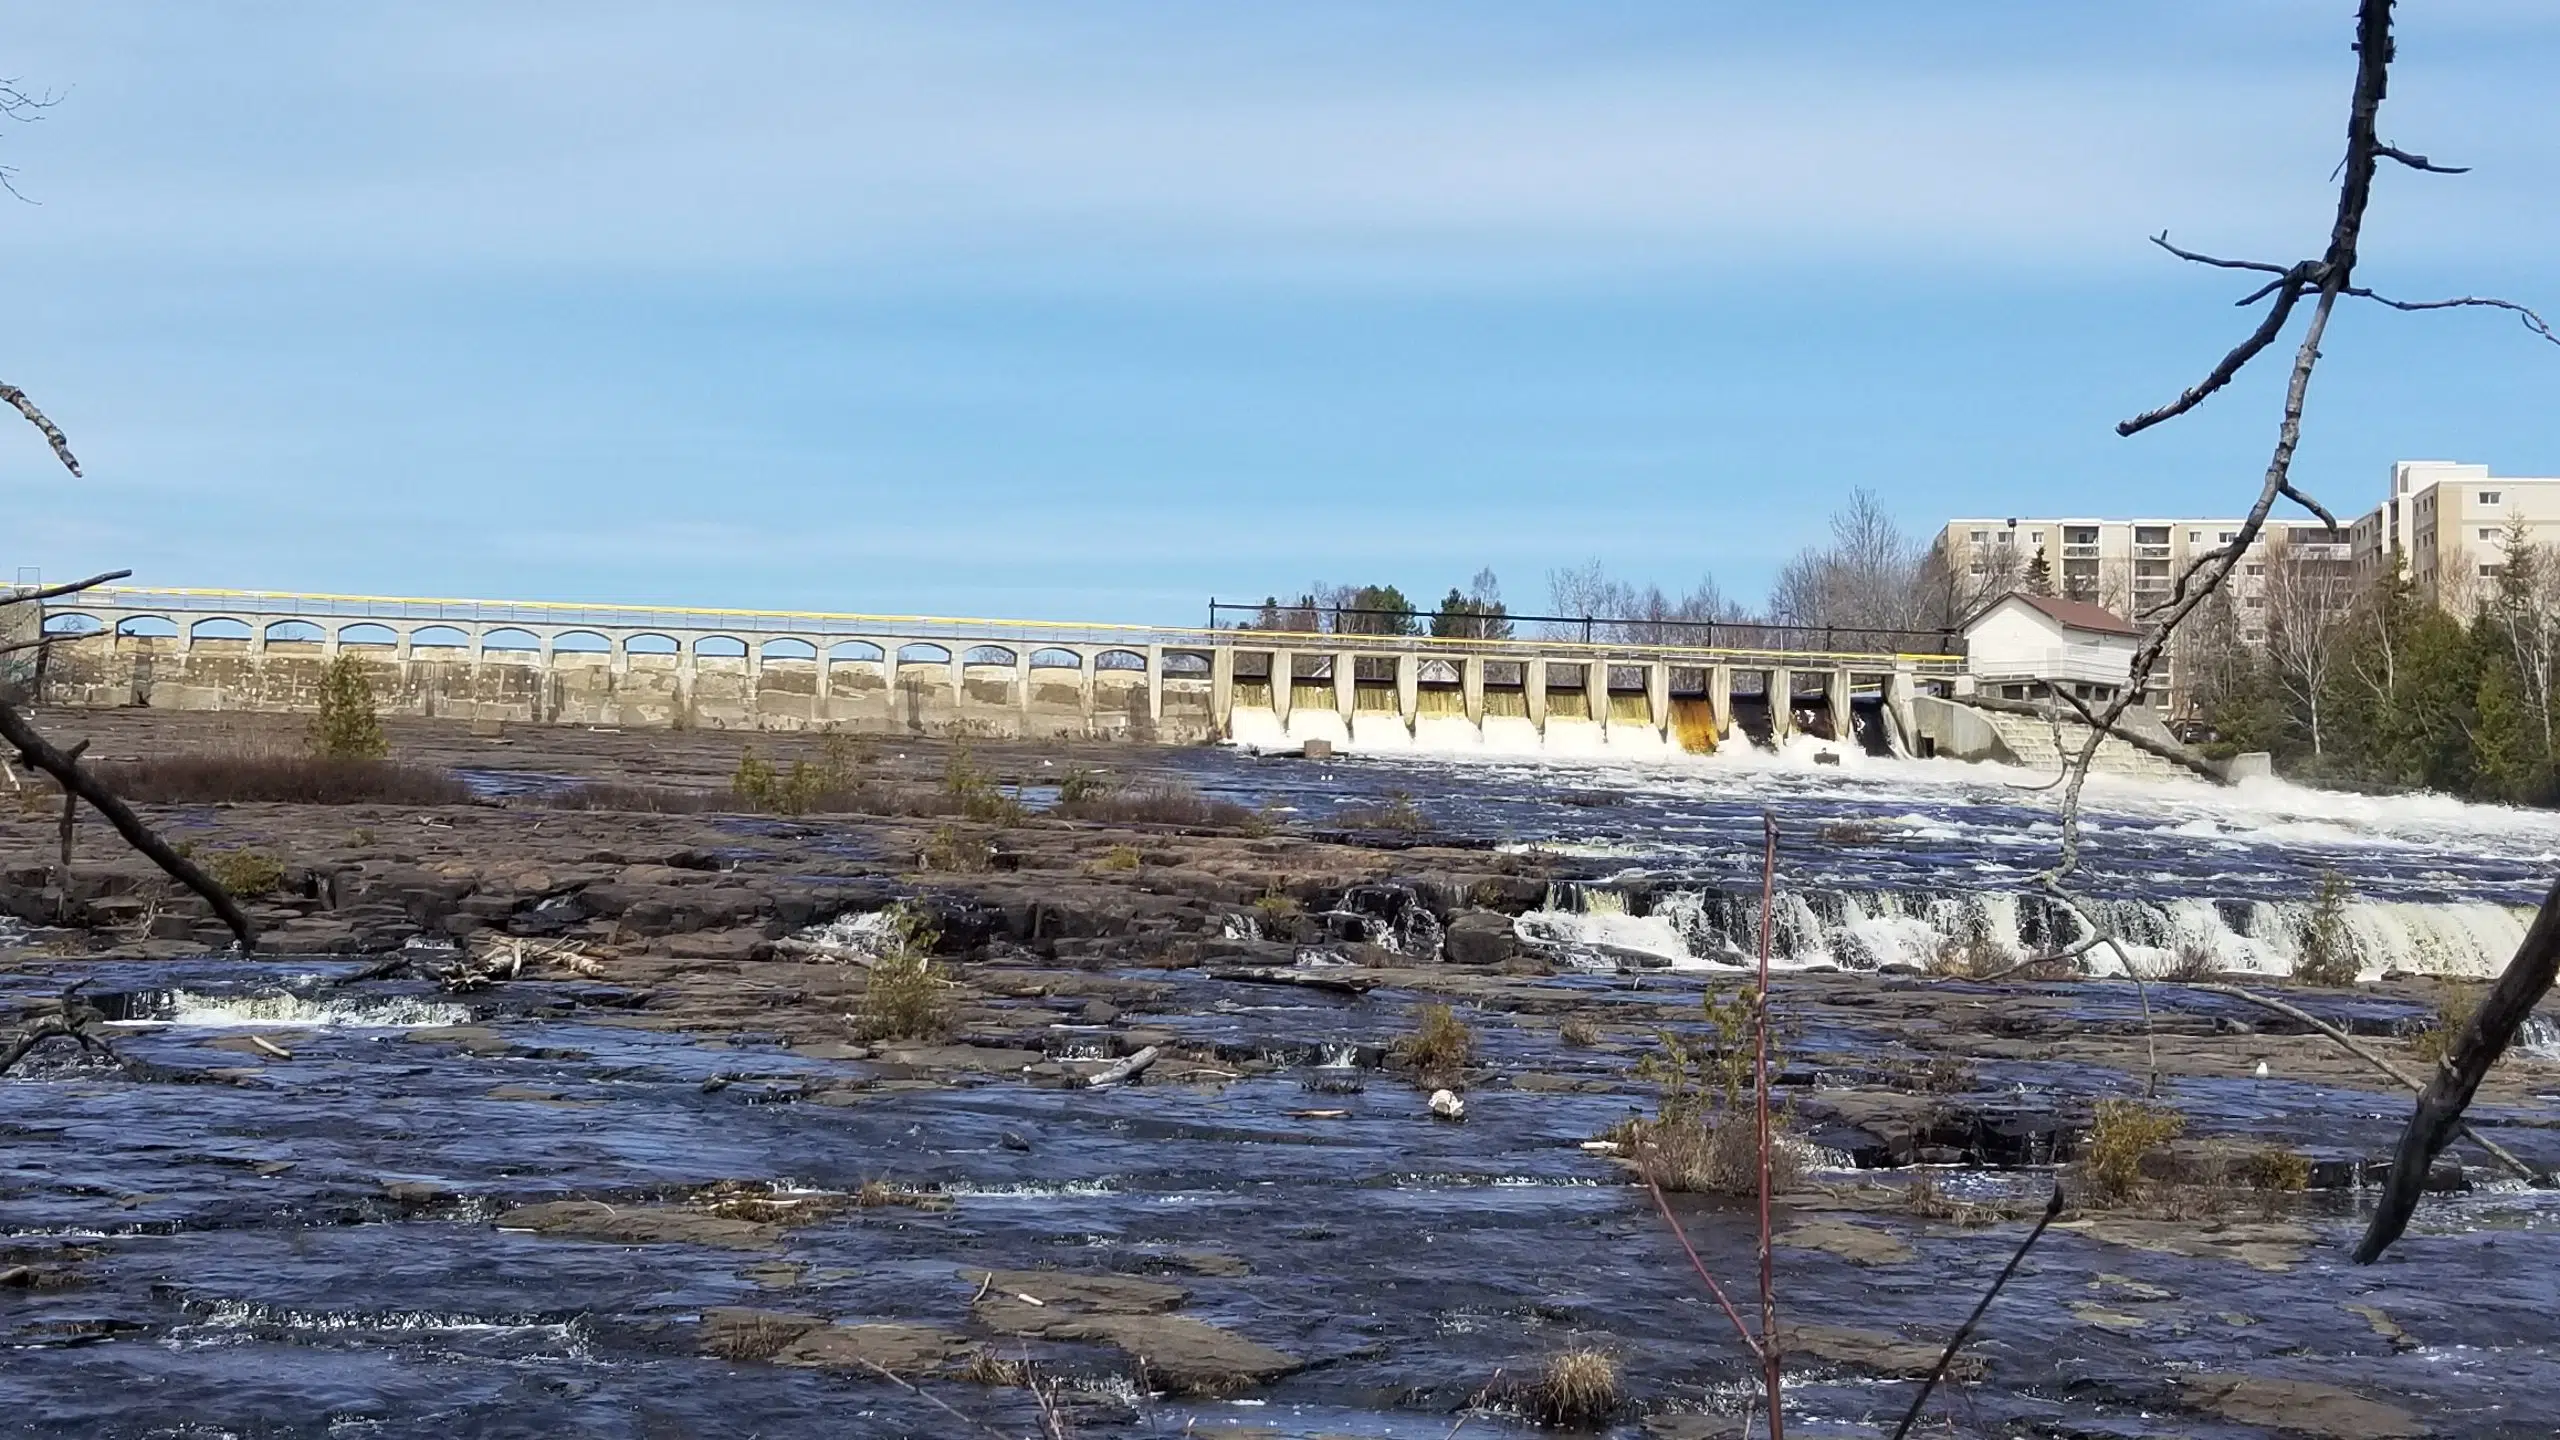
1444, 910, 1519, 966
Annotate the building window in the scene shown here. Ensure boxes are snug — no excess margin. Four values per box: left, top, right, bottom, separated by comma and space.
2187, 530, 2201, 542
2245, 563, 2264, 576
2245, 595, 2265, 607
2481, 564, 2504, 578
2219, 531, 2238, 543
2065, 526, 2099, 545
1995, 531, 2013, 545
2135, 526, 2168, 545
2482, 528, 2499, 541
2482, 491, 2503, 505
1967, 562, 1986, 575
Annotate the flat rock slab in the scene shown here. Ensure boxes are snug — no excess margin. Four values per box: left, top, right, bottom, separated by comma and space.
1778, 1324, 1982, 1382
779, 1322, 972, 1376
1778, 1219, 1914, 1266
2064, 1217, 2313, 1273
2180, 1374, 2425, 1439
962, 1267, 1185, 1314
962, 1266, 1297, 1394
495, 1200, 782, 1251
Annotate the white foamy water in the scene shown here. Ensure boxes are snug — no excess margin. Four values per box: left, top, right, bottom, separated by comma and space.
1516, 885, 2541, 983
142, 990, 471, 1029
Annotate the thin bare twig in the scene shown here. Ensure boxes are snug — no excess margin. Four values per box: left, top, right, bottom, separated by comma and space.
1887, 1187, 2065, 1440
2188, 981, 2533, 1182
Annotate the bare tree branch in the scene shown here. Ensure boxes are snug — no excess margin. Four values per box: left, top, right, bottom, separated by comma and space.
0, 569, 132, 607
2357, 878, 2560, 1261
2374, 142, 2468, 174
2148, 231, 2293, 277
0, 381, 81, 476
0, 699, 259, 950
2347, 289, 2560, 346
2116, 275, 2310, 436
0, 985, 116, 1079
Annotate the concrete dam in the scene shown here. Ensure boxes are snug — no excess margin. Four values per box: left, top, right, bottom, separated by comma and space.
24, 586, 1975, 756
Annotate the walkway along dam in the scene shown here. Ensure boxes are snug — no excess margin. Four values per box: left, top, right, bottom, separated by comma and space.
20, 587, 1986, 758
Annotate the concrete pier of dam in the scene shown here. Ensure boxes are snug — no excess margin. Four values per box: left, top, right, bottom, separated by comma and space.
21, 587, 1968, 752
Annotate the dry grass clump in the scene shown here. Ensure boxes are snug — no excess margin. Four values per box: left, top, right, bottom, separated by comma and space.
2236, 1144, 2313, 1194
958, 1349, 1034, 1387
205, 848, 288, 899
921, 824, 993, 874
854, 1178, 952, 1212
2079, 1099, 2185, 1207
1397, 1002, 1476, 1088
1094, 843, 1143, 873
1558, 1015, 1603, 1047
1522, 1347, 1619, 1428
1054, 780, 1255, 828
858, 906, 951, 1041
1335, 790, 1426, 833
699, 1309, 817, 1362
91, 753, 469, 806
1814, 819, 1883, 846
694, 1181, 852, 1226
539, 781, 722, 813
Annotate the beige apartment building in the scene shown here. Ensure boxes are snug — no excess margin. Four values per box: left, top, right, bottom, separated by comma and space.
2352, 460, 2560, 610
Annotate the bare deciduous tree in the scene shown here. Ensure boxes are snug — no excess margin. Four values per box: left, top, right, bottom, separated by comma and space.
2259, 550, 2352, 756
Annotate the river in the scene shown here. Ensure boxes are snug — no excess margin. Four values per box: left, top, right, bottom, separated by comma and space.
5, 742, 2559, 1437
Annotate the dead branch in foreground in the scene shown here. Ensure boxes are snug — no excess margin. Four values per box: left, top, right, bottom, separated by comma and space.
2, 398, 256, 951
0, 985, 117, 1079
2357, 876, 2560, 1261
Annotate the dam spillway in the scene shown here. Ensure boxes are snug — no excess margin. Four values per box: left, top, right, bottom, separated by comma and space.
24, 585, 1962, 750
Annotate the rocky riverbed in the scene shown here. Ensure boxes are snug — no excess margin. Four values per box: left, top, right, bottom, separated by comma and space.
6, 712, 2560, 1437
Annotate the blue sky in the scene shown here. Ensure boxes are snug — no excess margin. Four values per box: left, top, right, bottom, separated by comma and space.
4, 2, 2557, 622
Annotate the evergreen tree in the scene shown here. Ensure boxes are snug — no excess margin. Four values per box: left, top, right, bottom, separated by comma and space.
2024, 548, 2054, 597
309, 653, 388, 760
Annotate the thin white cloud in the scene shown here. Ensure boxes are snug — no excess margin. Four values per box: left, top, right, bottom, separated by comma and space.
7, 3, 2550, 285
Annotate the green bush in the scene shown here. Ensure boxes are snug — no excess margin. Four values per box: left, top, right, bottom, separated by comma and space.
1617, 986, 1802, 1195
2293, 870, 2360, 987
858, 905, 950, 1041
1398, 1002, 1475, 1088
207, 848, 288, 899
2081, 1099, 2184, 1206
308, 654, 387, 760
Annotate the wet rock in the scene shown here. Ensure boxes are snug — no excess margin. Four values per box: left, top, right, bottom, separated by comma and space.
1777, 1324, 1983, 1381
494, 1200, 783, 1251
660, 927, 772, 962
1642, 1418, 1745, 1440
405, 1025, 512, 1056
1444, 910, 1519, 966
2064, 1217, 2311, 1274
1777, 1220, 1914, 1266
738, 1261, 806, 1290
2069, 1300, 2149, 1330
2342, 1302, 2418, 1352
965, 1266, 1302, 1394
1081, 999, 1120, 1025
778, 1322, 972, 1375
2178, 1375, 2424, 1439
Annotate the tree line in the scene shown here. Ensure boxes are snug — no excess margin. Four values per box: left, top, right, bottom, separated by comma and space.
1240, 490, 1991, 653
2190, 518, 2560, 806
